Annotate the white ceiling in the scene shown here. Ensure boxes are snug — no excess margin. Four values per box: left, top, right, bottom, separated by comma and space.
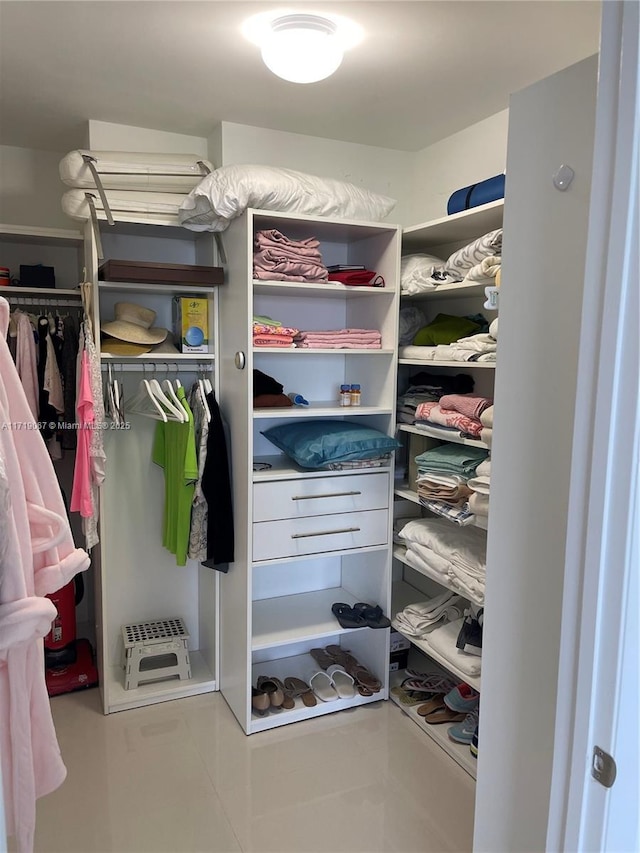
0, 1, 601, 154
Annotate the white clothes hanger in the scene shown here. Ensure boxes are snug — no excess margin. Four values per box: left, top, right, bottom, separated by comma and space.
125, 379, 168, 422
147, 378, 186, 422
160, 378, 188, 420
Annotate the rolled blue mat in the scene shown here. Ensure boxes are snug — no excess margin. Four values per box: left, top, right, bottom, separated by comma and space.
447, 173, 506, 215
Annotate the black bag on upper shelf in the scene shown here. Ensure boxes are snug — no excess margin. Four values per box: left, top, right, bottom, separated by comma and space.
19, 264, 55, 288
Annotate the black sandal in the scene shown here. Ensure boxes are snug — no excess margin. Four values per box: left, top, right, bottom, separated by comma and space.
352, 602, 391, 629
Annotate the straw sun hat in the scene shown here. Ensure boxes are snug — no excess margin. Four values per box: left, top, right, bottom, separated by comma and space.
101, 302, 168, 346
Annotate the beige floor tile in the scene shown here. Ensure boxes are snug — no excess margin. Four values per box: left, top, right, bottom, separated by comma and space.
27, 688, 474, 853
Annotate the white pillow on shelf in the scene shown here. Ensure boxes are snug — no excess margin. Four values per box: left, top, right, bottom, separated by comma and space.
178, 164, 397, 232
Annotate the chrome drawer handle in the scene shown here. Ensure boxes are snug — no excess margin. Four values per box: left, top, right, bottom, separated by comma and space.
291, 491, 362, 501
291, 527, 361, 539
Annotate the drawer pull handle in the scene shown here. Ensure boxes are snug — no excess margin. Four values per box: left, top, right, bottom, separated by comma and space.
291, 527, 360, 539
291, 491, 362, 501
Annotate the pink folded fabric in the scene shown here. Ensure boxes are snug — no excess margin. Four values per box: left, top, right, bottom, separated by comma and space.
253, 251, 328, 282
253, 323, 299, 336
295, 341, 382, 349
438, 394, 493, 420
255, 229, 322, 257
415, 401, 483, 437
295, 328, 380, 338
253, 335, 294, 347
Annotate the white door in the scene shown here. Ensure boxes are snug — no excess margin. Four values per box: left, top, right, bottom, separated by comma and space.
546, 2, 640, 850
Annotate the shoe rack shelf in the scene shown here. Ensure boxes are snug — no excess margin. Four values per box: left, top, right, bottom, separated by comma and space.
218, 208, 401, 734
391, 202, 498, 769
389, 667, 477, 780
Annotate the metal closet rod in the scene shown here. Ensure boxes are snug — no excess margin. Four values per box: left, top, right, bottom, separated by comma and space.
100, 360, 213, 373
7, 296, 83, 309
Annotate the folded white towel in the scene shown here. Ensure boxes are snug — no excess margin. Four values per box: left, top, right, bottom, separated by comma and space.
476, 458, 492, 478
480, 406, 494, 428
467, 475, 490, 495
463, 255, 501, 284
399, 518, 487, 575
404, 546, 451, 578
424, 618, 482, 676
446, 570, 486, 605
468, 492, 490, 517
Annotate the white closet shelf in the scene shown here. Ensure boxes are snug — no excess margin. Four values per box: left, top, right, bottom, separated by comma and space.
398, 359, 496, 369
0, 223, 83, 245
100, 353, 215, 362
400, 282, 487, 300
0, 285, 81, 298
397, 423, 488, 449
252, 543, 389, 569
104, 650, 216, 713
253, 280, 395, 298
392, 580, 481, 691
393, 545, 484, 607
394, 485, 487, 531
389, 669, 477, 780
253, 586, 378, 650
254, 403, 392, 418
98, 280, 217, 295
402, 200, 504, 252
250, 650, 383, 732
253, 347, 395, 355
252, 455, 392, 481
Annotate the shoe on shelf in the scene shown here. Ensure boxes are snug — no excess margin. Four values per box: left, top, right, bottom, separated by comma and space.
256, 676, 285, 708
402, 673, 458, 695
447, 710, 479, 745
443, 683, 480, 713
352, 602, 391, 629
456, 608, 483, 656
308, 670, 339, 703
470, 722, 479, 759
269, 676, 295, 710
283, 676, 317, 708
331, 602, 367, 629
327, 664, 356, 699
252, 687, 270, 716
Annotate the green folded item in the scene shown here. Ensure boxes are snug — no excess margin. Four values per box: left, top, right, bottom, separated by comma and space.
412, 313, 481, 346
415, 444, 488, 478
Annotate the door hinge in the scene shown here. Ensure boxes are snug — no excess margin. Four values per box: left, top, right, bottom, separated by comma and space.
591, 746, 617, 788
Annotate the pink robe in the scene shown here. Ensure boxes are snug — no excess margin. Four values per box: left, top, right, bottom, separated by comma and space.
0, 296, 90, 852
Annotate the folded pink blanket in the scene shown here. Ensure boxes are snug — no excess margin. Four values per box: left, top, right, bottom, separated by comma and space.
295, 328, 380, 338
439, 394, 493, 420
296, 341, 382, 349
415, 401, 483, 437
255, 229, 322, 255
253, 323, 299, 336
253, 335, 294, 347
254, 249, 328, 282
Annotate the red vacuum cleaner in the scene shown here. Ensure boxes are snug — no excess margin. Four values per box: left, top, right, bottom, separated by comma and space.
44, 570, 98, 696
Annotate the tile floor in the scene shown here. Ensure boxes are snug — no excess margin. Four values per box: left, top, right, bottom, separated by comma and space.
31, 689, 475, 853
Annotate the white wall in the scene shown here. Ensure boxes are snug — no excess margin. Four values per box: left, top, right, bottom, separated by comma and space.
0, 145, 70, 229
407, 110, 509, 225
86, 120, 208, 156
219, 121, 415, 226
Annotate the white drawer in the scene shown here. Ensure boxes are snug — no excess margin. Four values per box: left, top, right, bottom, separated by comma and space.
252, 509, 389, 561
253, 472, 389, 522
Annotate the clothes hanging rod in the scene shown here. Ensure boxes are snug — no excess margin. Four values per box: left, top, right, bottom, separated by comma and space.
100, 362, 213, 373
8, 297, 84, 308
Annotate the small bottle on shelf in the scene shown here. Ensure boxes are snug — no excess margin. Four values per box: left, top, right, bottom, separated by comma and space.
350, 384, 361, 406
339, 384, 352, 406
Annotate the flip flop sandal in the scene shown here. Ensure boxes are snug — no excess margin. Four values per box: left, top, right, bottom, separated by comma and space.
352, 602, 391, 629
356, 682, 374, 697
324, 645, 357, 668
401, 678, 443, 694
346, 662, 382, 694
422, 706, 466, 726
390, 685, 424, 707
269, 676, 295, 710
327, 664, 356, 699
331, 602, 367, 629
256, 676, 285, 708
283, 676, 317, 708
308, 670, 339, 703
416, 697, 446, 717
310, 647, 335, 670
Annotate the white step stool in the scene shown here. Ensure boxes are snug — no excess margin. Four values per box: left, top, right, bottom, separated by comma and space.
122, 618, 191, 690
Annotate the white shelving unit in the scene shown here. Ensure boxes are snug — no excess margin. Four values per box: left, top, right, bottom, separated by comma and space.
84, 218, 223, 714
218, 207, 401, 734
391, 202, 500, 774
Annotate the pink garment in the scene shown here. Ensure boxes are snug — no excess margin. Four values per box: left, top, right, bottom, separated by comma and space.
252, 324, 299, 336
295, 328, 381, 338
70, 351, 94, 518
0, 296, 90, 853
253, 250, 328, 282
438, 394, 493, 420
295, 341, 382, 349
415, 401, 483, 437
254, 229, 322, 256
14, 312, 38, 420
253, 336, 294, 347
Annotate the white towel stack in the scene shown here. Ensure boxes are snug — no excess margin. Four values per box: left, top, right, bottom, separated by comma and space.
393, 590, 468, 637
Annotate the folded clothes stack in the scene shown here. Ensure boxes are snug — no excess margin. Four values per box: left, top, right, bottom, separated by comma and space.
293, 328, 382, 349
396, 372, 475, 424
400, 229, 502, 294
479, 404, 494, 447
393, 590, 468, 637
252, 316, 299, 348
398, 516, 488, 603
253, 228, 328, 282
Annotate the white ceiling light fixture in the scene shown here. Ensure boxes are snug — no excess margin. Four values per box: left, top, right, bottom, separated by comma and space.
243, 10, 363, 84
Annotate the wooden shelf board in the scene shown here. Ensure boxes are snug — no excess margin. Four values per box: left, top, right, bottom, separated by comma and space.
397, 423, 488, 449
400, 282, 487, 300
402, 200, 504, 252
253, 280, 396, 298
253, 403, 392, 418
105, 650, 216, 713
398, 358, 496, 369
389, 669, 477, 780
